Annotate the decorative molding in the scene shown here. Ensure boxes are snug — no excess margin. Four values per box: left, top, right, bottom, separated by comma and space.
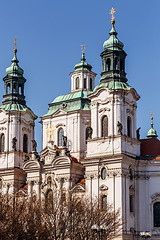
22, 127, 31, 132
98, 107, 110, 113
55, 123, 66, 128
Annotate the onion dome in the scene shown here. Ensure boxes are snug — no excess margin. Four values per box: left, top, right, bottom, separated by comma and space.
74, 52, 92, 71
147, 115, 158, 138
103, 18, 124, 51
6, 45, 24, 77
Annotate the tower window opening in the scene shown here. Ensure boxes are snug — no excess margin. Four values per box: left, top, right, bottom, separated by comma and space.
127, 116, 132, 137
90, 78, 92, 91
0, 133, 5, 152
76, 77, 79, 89
13, 83, 16, 93
120, 59, 124, 71
7, 83, 10, 94
18, 84, 22, 95
106, 58, 111, 71
101, 116, 108, 137
58, 128, 64, 146
23, 134, 28, 153
84, 78, 86, 89
154, 202, 160, 227
102, 195, 107, 210
115, 58, 118, 70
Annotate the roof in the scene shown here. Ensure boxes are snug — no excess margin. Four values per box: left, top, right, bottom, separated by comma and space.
0, 103, 37, 119
43, 90, 91, 117
140, 138, 160, 157
92, 80, 132, 93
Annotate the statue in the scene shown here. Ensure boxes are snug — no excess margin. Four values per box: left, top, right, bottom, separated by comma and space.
117, 121, 123, 135
62, 135, 67, 147
87, 127, 93, 140
136, 127, 141, 140
32, 140, 37, 152
12, 137, 17, 151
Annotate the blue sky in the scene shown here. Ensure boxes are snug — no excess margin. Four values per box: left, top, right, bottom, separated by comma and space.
0, 1, 159, 152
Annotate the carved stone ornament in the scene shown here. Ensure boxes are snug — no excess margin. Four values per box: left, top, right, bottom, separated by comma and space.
12, 137, 17, 151
117, 121, 123, 135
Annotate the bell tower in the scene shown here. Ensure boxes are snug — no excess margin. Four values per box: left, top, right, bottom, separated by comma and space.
86, 8, 140, 158
0, 39, 37, 194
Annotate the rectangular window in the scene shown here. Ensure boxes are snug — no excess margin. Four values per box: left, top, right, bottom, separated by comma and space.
130, 195, 134, 213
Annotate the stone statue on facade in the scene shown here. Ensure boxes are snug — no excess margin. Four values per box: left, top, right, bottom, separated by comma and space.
32, 140, 37, 152
136, 127, 141, 140
62, 135, 67, 147
12, 137, 17, 151
87, 127, 93, 139
117, 121, 123, 135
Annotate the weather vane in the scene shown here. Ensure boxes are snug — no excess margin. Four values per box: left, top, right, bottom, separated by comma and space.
14, 37, 17, 53
81, 43, 86, 54
109, 6, 116, 24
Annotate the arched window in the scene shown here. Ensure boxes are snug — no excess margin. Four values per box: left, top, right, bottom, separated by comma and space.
127, 116, 132, 137
84, 78, 86, 89
18, 84, 22, 95
102, 195, 107, 210
90, 78, 93, 91
7, 83, 10, 94
154, 202, 160, 227
86, 127, 92, 143
76, 77, 79, 89
106, 58, 111, 71
115, 58, 118, 70
0, 134, 5, 152
0, 179, 2, 189
58, 128, 64, 146
101, 116, 108, 137
23, 134, 28, 153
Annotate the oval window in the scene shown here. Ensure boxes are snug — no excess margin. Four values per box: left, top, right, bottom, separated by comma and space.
101, 167, 107, 180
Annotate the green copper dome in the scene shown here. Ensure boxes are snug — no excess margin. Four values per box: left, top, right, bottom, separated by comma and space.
6, 50, 24, 77
103, 23, 124, 51
74, 53, 92, 71
147, 116, 158, 138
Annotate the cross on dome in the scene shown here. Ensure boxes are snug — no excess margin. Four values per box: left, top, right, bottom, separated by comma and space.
109, 7, 116, 24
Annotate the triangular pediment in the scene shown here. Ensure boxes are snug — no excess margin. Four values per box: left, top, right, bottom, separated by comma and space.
52, 109, 67, 116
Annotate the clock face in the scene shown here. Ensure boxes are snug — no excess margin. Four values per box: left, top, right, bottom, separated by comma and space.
67, 139, 72, 151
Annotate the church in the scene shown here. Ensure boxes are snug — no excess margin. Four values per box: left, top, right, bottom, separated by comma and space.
0, 7, 160, 240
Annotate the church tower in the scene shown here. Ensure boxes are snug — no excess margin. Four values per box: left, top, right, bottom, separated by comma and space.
41, 47, 96, 160
86, 9, 140, 158
0, 40, 37, 193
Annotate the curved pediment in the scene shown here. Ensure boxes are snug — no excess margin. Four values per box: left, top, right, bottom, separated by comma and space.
23, 160, 41, 170
53, 156, 71, 166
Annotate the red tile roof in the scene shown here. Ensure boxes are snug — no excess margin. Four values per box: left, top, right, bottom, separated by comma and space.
141, 138, 160, 157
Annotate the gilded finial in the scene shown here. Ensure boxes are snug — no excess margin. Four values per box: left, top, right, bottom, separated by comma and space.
81, 43, 86, 54
14, 37, 17, 54
109, 6, 116, 25
151, 111, 153, 121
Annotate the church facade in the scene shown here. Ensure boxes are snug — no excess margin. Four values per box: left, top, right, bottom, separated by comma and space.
0, 9, 160, 240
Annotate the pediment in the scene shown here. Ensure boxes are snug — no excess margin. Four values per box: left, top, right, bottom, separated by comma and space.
53, 156, 71, 166
41, 146, 56, 157
99, 184, 108, 191
52, 109, 67, 116
23, 159, 41, 170
71, 184, 85, 192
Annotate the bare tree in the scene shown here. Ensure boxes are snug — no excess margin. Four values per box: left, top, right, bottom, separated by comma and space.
0, 193, 122, 240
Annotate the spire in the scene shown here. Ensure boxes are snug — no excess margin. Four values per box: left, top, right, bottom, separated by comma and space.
2, 38, 26, 106
74, 44, 92, 71
147, 113, 158, 138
